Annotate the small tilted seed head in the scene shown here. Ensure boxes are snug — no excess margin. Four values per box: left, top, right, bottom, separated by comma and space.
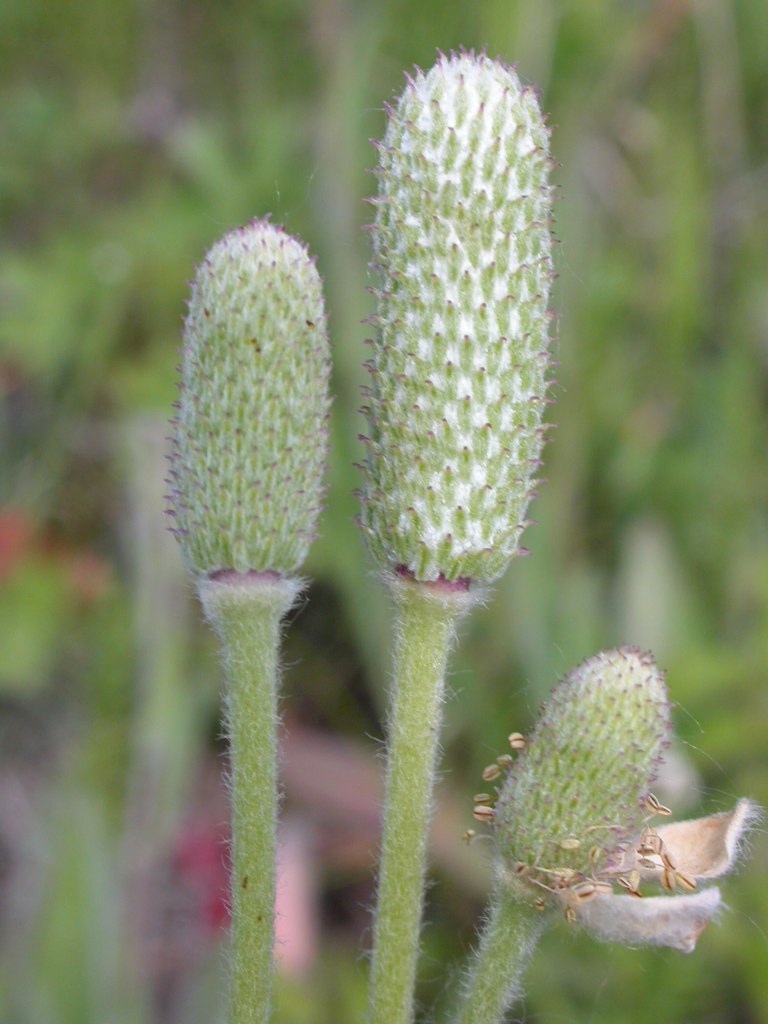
167, 219, 331, 578
492, 647, 670, 891
359, 51, 555, 583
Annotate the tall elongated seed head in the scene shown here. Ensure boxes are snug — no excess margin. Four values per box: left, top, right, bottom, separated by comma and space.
493, 647, 671, 884
359, 51, 555, 583
167, 220, 331, 577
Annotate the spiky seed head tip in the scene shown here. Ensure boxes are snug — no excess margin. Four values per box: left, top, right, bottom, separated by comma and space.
168, 219, 331, 577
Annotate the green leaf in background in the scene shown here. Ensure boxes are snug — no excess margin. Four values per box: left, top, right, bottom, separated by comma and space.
0, 554, 70, 695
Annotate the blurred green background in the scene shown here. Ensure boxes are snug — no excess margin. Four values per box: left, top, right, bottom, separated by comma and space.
1, 0, 767, 1021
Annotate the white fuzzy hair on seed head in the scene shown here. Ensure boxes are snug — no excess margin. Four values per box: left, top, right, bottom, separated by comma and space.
359, 51, 555, 584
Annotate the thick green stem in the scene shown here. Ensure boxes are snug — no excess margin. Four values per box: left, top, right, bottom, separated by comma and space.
199, 574, 302, 1024
456, 887, 546, 1024
368, 576, 475, 1024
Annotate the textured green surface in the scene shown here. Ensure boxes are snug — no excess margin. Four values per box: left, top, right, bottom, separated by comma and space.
493, 647, 670, 884
360, 53, 554, 583
169, 220, 331, 576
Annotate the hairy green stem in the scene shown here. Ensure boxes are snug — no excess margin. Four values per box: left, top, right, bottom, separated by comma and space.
456, 887, 547, 1024
368, 576, 474, 1024
199, 574, 301, 1024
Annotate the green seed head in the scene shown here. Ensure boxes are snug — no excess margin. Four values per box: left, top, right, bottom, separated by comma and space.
493, 647, 670, 891
168, 219, 331, 578
359, 51, 554, 584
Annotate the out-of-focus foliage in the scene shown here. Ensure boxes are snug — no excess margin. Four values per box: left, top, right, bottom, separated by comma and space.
1, 1, 766, 1021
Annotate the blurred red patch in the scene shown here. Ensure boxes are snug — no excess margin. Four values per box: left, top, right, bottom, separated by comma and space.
175, 817, 231, 932
0, 507, 34, 580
